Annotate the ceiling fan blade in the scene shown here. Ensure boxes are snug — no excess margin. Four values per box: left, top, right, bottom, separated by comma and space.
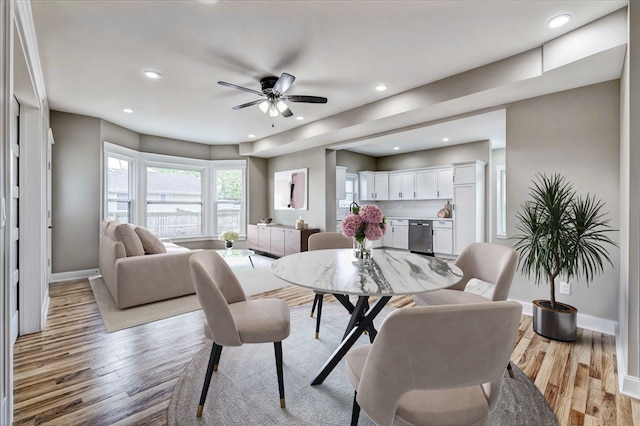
218, 80, 265, 97
283, 95, 328, 104
280, 106, 293, 117
232, 99, 266, 110
273, 73, 295, 95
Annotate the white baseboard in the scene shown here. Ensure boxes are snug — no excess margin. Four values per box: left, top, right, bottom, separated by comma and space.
616, 327, 640, 399
513, 299, 617, 336
49, 268, 100, 284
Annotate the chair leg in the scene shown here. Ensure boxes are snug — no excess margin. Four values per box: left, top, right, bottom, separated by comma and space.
311, 293, 320, 317
507, 361, 515, 379
274, 341, 286, 408
315, 294, 323, 339
351, 391, 361, 426
197, 342, 222, 417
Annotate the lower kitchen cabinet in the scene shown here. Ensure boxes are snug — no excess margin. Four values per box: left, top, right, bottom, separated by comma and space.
247, 224, 320, 257
383, 219, 409, 250
432, 220, 453, 255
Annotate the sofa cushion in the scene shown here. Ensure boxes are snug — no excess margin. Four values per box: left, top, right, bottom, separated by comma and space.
114, 223, 145, 257
134, 226, 167, 254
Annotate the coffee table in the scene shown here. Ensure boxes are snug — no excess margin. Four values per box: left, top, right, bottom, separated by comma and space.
216, 248, 255, 267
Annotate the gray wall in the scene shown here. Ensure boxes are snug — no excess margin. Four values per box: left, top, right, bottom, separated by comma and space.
51, 111, 102, 273
268, 147, 333, 231
336, 150, 377, 173
506, 80, 621, 321
376, 140, 490, 171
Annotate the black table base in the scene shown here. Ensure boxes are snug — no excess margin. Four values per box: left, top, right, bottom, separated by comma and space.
310, 295, 391, 385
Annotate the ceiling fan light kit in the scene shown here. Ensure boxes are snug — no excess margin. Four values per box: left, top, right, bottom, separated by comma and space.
218, 72, 327, 119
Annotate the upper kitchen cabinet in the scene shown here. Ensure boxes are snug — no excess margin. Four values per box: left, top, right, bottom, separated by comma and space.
452, 160, 486, 255
415, 167, 453, 200
389, 171, 415, 200
359, 171, 389, 201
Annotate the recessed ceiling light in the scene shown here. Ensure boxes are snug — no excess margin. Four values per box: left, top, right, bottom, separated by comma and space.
142, 69, 162, 79
122, 108, 133, 114
296, 116, 305, 121
248, 134, 256, 138
393, 147, 399, 150
442, 137, 449, 142
547, 14, 571, 28
375, 84, 387, 92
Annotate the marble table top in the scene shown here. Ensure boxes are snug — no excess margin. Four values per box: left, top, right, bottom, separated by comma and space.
271, 249, 463, 297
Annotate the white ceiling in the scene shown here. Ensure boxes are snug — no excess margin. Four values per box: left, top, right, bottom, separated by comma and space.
29, 0, 626, 158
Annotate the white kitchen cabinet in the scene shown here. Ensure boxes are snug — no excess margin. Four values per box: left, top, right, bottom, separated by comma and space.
415, 167, 453, 200
359, 171, 389, 201
383, 219, 409, 249
336, 166, 347, 200
452, 160, 486, 255
389, 172, 415, 200
437, 167, 454, 199
432, 220, 453, 255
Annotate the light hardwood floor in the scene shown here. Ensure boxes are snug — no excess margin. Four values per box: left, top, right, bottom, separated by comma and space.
12, 279, 640, 425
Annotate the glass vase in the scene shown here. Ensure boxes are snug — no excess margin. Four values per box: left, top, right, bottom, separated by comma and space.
353, 238, 373, 264
224, 240, 234, 250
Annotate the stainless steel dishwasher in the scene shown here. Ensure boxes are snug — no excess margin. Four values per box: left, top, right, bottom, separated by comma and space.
408, 220, 434, 255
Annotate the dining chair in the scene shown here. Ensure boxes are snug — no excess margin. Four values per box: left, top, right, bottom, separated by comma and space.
413, 242, 518, 377
414, 242, 518, 306
346, 301, 522, 426
189, 250, 291, 417
307, 232, 354, 338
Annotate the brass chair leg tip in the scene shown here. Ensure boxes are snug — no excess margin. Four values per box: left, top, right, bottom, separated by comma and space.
508, 370, 515, 379
315, 332, 319, 339
213, 364, 218, 372
310, 312, 314, 317
196, 405, 204, 417
280, 398, 286, 408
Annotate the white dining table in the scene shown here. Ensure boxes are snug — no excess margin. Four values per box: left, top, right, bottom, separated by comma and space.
271, 248, 463, 385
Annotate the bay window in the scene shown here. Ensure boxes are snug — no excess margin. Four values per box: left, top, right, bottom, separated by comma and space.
103, 142, 246, 240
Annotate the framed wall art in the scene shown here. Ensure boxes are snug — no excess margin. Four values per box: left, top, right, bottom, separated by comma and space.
274, 168, 308, 210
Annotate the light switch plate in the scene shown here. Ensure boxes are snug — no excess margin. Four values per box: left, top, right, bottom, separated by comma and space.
559, 281, 571, 295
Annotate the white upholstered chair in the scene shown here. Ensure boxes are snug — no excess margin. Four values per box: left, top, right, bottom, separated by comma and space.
346, 301, 522, 426
189, 250, 291, 417
414, 242, 518, 377
414, 242, 518, 306
307, 232, 353, 338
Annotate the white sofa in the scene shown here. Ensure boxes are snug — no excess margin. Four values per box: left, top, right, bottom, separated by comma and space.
99, 219, 196, 308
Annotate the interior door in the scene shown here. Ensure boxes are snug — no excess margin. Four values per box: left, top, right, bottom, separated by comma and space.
9, 97, 19, 344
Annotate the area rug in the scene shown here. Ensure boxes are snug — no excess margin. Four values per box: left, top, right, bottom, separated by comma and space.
90, 254, 289, 333
168, 303, 558, 425
89, 276, 201, 333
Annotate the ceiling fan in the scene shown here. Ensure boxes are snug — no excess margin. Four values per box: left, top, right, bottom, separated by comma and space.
218, 73, 327, 118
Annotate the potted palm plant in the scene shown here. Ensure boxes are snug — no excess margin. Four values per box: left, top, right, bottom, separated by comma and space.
512, 173, 617, 341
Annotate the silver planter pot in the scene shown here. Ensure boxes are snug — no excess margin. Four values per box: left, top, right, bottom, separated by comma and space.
532, 299, 577, 342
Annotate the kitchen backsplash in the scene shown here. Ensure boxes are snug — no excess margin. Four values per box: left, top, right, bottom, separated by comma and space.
337, 199, 451, 220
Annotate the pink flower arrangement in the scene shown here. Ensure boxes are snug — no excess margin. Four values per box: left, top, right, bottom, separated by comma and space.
341, 203, 387, 243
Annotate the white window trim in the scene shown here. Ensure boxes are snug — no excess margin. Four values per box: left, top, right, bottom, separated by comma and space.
103, 142, 247, 241
496, 164, 507, 238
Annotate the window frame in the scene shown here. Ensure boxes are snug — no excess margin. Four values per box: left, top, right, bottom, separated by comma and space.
496, 164, 507, 238
103, 142, 247, 241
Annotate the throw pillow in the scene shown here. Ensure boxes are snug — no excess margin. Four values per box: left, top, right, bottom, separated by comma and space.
135, 226, 167, 254
114, 223, 145, 257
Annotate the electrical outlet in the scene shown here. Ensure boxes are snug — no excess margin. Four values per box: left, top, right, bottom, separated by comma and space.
559, 281, 571, 295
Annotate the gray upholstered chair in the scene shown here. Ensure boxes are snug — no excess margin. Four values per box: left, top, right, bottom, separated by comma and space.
189, 250, 290, 417
308, 232, 353, 338
414, 242, 517, 306
346, 301, 522, 426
